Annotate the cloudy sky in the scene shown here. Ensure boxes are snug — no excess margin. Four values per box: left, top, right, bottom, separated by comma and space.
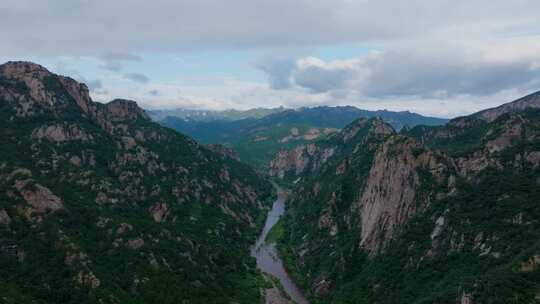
2, 0, 540, 117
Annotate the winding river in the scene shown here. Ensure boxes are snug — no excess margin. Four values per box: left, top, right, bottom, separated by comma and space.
251, 187, 309, 304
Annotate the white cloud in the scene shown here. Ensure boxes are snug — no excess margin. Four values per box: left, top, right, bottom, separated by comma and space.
86, 72, 533, 118
1, 0, 539, 56
122, 73, 150, 83
257, 36, 540, 102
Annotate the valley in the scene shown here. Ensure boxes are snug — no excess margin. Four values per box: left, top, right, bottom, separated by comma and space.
3, 1, 540, 303
1, 61, 540, 304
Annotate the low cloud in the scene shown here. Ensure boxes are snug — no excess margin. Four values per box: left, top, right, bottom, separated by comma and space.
255, 56, 297, 89
292, 57, 365, 94
100, 52, 142, 72
147, 89, 160, 96
123, 73, 150, 83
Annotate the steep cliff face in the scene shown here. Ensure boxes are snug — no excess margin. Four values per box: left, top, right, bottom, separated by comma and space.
0, 62, 273, 303
268, 143, 335, 179
358, 136, 455, 254
279, 91, 540, 303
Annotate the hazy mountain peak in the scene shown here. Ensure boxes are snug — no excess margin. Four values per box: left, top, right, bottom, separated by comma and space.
474, 90, 540, 122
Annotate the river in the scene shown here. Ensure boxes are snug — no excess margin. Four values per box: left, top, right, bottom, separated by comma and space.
251, 187, 309, 304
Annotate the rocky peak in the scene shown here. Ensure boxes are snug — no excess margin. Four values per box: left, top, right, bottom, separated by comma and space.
369, 117, 395, 136
0, 61, 95, 116
99, 99, 150, 122
0, 61, 51, 79
342, 117, 394, 143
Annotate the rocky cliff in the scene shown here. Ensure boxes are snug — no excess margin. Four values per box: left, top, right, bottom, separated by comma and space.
268, 118, 393, 181
0, 61, 273, 303
279, 91, 540, 303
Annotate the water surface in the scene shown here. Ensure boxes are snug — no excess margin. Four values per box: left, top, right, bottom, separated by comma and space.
251, 188, 308, 304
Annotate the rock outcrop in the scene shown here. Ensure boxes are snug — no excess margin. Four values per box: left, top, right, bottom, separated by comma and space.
269, 144, 335, 179
206, 144, 241, 161
14, 180, 63, 217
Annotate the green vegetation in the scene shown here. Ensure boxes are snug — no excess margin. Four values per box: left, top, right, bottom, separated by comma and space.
231, 123, 332, 169
265, 218, 285, 244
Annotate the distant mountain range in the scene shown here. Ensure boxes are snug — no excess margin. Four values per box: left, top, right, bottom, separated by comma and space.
156, 106, 449, 169
147, 106, 286, 122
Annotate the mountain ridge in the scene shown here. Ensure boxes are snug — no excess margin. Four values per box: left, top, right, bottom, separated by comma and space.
0, 61, 274, 303
158, 104, 448, 171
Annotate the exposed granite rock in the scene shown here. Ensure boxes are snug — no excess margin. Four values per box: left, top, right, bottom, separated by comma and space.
303, 128, 321, 140
525, 151, 540, 168
206, 144, 240, 161
358, 136, 452, 254
14, 180, 63, 215
269, 144, 335, 179
57, 75, 95, 115
149, 202, 169, 223
31, 123, 93, 142
127, 238, 145, 250
76, 270, 100, 289
313, 277, 331, 296
116, 223, 133, 235
426, 215, 447, 257
460, 291, 473, 304
485, 115, 524, 153
0, 209, 11, 226
519, 254, 540, 272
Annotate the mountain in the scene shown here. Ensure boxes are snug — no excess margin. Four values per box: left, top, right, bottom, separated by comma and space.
275, 91, 540, 303
147, 106, 287, 122
0, 61, 274, 303
159, 106, 448, 170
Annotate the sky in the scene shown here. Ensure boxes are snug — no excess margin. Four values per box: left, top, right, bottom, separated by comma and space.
1, 1, 540, 118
